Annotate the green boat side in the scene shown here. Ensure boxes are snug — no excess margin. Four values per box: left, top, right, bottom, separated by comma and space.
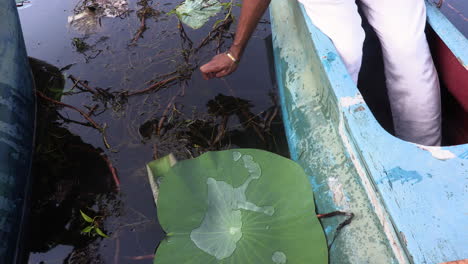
0, 0, 36, 262
270, 0, 467, 263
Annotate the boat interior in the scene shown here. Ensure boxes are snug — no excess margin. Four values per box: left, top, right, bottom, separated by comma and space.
269, 1, 468, 262
357, 5, 467, 146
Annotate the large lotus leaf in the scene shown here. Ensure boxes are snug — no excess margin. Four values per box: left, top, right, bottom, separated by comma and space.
147, 149, 328, 264
175, 0, 223, 29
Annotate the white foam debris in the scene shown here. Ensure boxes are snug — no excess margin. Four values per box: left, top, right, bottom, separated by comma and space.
340, 94, 364, 108
417, 145, 456, 161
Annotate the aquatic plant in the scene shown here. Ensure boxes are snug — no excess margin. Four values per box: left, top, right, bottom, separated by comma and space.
172, 0, 223, 29
80, 210, 109, 238
147, 149, 328, 263
72, 37, 91, 53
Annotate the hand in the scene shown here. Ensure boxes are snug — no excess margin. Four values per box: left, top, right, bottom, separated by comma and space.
200, 53, 239, 80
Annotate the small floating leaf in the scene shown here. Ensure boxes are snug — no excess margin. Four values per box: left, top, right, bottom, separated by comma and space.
175, 0, 223, 29
147, 149, 328, 263
80, 210, 93, 223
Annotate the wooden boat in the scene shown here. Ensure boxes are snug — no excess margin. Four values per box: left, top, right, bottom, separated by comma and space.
0, 0, 36, 262
270, 0, 467, 263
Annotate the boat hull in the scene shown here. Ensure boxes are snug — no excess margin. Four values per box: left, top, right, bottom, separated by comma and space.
270, 0, 468, 263
0, 0, 36, 262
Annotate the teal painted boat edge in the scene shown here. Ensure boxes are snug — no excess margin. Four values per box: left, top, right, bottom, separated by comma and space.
426, 0, 468, 68
271, 0, 468, 263
270, 1, 404, 263
0, 0, 36, 262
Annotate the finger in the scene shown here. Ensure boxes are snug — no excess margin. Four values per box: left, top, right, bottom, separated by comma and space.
200, 65, 217, 80
200, 62, 220, 74
201, 70, 211, 80
203, 71, 217, 80
215, 69, 231, 78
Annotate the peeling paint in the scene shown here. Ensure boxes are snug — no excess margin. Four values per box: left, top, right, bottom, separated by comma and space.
338, 118, 409, 264
385, 167, 423, 185
417, 145, 456, 160
327, 177, 347, 208
340, 94, 364, 108
271, 1, 405, 262
272, 1, 468, 263
353, 106, 365, 112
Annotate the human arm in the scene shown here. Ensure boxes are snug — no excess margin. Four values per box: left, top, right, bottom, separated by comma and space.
200, 0, 271, 80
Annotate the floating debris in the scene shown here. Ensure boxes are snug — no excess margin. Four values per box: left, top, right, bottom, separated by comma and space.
174, 0, 223, 29
68, 0, 129, 34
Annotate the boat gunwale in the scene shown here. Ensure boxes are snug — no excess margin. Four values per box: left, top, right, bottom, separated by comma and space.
271, 0, 468, 263
426, 0, 468, 69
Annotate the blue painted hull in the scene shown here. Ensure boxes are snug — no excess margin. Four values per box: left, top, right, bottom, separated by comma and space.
271, 0, 467, 263
0, 0, 36, 262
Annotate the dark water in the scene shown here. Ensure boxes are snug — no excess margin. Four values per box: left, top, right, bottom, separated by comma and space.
18, 0, 466, 263
19, 0, 286, 263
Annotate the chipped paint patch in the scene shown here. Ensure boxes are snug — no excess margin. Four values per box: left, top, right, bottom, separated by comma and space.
327, 177, 347, 207
340, 94, 364, 108
386, 167, 423, 185
417, 145, 456, 161
353, 106, 365, 112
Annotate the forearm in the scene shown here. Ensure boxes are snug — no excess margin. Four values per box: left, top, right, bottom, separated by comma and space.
229, 0, 271, 59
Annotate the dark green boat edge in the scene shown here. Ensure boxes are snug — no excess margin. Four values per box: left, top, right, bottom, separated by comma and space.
0, 0, 36, 262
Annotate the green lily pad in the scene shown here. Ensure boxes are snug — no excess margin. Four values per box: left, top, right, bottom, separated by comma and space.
147, 149, 328, 263
175, 0, 223, 29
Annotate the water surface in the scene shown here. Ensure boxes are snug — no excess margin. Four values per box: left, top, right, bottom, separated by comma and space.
19, 0, 285, 263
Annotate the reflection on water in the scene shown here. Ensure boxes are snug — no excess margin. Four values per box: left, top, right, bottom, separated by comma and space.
29, 58, 123, 263
20, 0, 285, 263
